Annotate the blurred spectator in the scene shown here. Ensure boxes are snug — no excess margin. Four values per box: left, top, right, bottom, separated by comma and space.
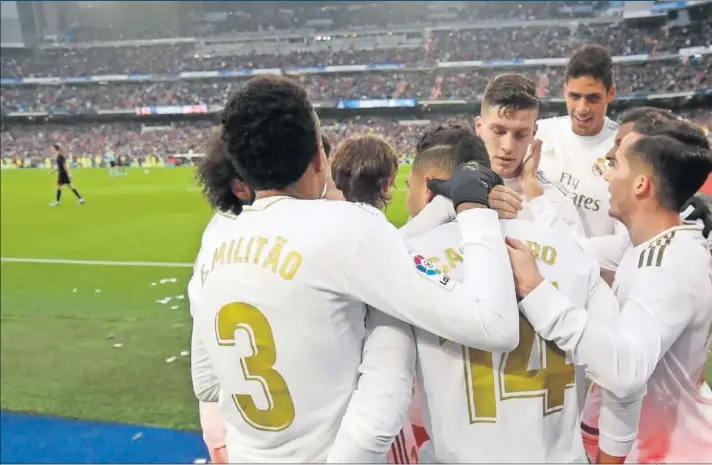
3, 108, 709, 168
2, 21, 709, 78
2, 56, 709, 113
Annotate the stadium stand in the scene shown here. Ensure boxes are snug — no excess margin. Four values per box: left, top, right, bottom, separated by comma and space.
1, 0, 710, 169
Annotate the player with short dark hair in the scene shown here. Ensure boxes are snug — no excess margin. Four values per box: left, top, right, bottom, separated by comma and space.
536, 44, 620, 238
416, 123, 482, 163
49, 144, 84, 207
481, 72, 540, 117
343, 133, 618, 462
511, 127, 712, 463
475, 73, 585, 235
192, 76, 518, 462
618, 106, 675, 126
399, 124, 491, 238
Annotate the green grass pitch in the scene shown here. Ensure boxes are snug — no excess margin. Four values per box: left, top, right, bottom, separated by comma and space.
0, 166, 411, 431
1, 166, 710, 431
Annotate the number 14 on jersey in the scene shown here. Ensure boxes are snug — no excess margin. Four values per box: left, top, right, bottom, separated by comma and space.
463, 282, 576, 423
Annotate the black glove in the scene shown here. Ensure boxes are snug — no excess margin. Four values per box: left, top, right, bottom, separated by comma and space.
427, 161, 503, 209
681, 194, 712, 238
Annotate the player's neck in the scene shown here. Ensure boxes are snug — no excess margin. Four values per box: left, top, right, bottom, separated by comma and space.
626, 209, 683, 246
254, 181, 321, 201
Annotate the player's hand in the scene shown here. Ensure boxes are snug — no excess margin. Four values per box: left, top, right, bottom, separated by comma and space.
208, 446, 228, 464
505, 237, 544, 299
681, 194, 712, 238
521, 139, 543, 181
520, 139, 545, 200
427, 161, 503, 210
490, 186, 523, 219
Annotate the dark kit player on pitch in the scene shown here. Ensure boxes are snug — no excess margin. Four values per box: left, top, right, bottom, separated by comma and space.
49, 144, 85, 207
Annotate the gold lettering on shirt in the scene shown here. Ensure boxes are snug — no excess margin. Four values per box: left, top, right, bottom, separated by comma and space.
526, 241, 558, 266
202, 236, 304, 286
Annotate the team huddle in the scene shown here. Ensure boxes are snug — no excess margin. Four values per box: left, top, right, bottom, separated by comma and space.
188, 44, 712, 463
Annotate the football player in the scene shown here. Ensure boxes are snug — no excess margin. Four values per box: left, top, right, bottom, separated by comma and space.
536, 44, 620, 237
511, 121, 712, 463
475, 73, 585, 236
191, 76, 519, 462
49, 144, 85, 207
191, 127, 254, 464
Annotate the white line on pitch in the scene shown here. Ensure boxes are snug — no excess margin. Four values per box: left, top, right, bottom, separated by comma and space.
0, 257, 193, 268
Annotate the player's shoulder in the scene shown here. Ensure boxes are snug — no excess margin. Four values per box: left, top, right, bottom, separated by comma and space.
201, 210, 237, 246
307, 199, 386, 221
406, 221, 459, 252
636, 226, 710, 274
289, 199, 396, 240
536, 115, 570, 135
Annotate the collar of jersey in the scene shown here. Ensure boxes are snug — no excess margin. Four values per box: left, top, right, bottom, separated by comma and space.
244, 196, 292, 212
637, 223, 703, 248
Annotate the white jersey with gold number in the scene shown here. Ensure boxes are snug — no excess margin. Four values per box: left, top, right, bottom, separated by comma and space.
408, 219, 598, 463
190, 196, 519, 462
582, 225, 712, 463
537, 116, 619, 237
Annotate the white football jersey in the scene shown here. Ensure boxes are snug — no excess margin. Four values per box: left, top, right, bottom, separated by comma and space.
537, 116, 619, 237
582, 225, 712, 463
408, 219, 598, 463
190, 196, 518, 462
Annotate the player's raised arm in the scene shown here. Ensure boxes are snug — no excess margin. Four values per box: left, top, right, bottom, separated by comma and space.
327, 309, 416, 463
347, 162, 519, 352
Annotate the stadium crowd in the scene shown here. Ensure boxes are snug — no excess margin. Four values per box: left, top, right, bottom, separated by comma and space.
2, 21, 710, 79
54, 2, 609, 43
1, 56, 709, 113
3, 108, 711, 169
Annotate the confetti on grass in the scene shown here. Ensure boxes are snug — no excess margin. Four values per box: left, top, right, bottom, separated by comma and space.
175, 294, 185, 300
95, 289, 102, 293
180, 350, 190, 357
151, 282, 157, 287
72, 288, 78, 293
170, 305, 179, 310
113, 343, 123, 348
159, 277, 178, 284
165, 356, 177, 363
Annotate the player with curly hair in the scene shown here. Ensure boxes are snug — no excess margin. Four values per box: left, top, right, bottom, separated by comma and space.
189, 76, 519, 461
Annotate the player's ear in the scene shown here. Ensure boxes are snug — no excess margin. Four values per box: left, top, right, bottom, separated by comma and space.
533, 122, 538, 138
312, 146, 328, 175
606, 85, 617, 104
474, 116, 484, 136
424, 175, 437, 202
633, 173, 651, 199
231, 179, 253, 204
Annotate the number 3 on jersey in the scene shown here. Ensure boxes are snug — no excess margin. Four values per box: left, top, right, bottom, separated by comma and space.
463, 283, 575, 423
216, 302, 296, 431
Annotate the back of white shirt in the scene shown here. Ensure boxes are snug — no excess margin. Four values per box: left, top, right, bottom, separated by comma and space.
192, 200, 372, 461
191, 196, 521, 462
537, 116, 619, 237
409, 219, 597, 463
